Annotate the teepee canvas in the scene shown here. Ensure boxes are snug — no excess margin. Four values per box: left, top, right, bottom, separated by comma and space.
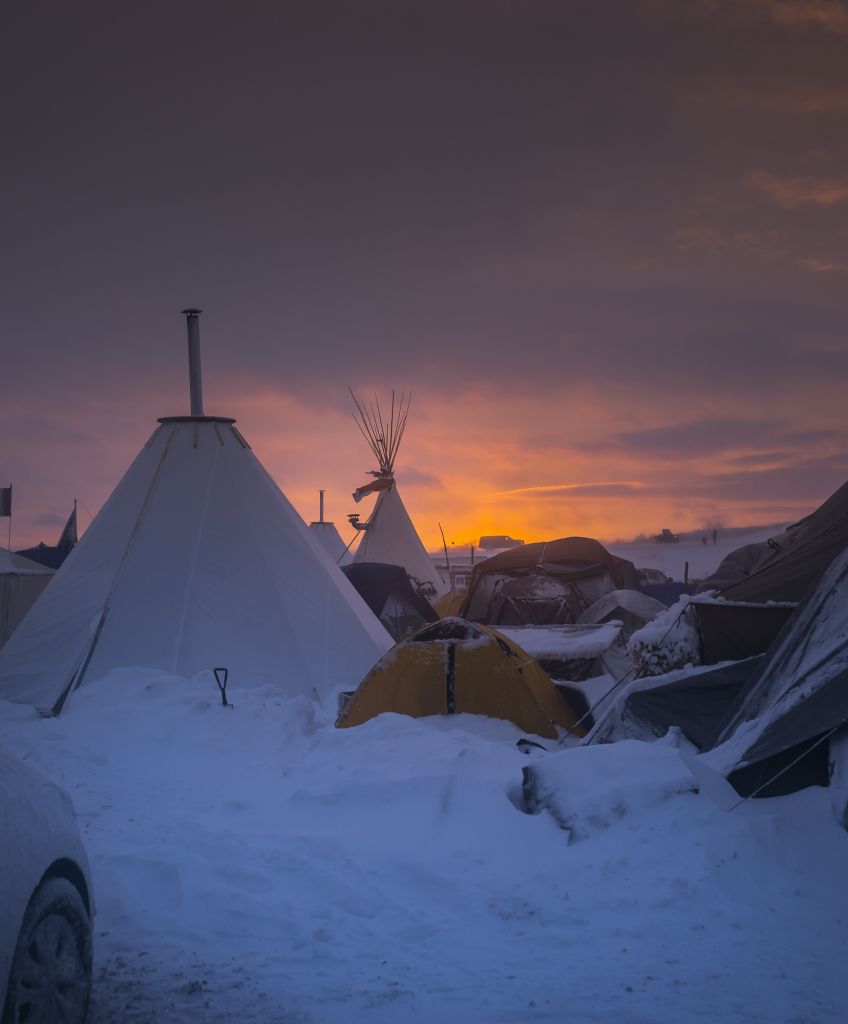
0, 313, 392, 714
308, 490, 349, 564
349, 391, 446, 598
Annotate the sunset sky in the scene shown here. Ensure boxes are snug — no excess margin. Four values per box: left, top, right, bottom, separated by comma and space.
2, 1, 847, 552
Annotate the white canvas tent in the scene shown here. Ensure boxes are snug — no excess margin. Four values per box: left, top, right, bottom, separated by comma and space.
308, 490, 349, 564
0, 548, 54, 649
353, 486, 445, 595
0, 314, 392, 715
349, 391, 446, 598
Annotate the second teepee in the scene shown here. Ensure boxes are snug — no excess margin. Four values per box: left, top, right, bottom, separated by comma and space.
349, 390, 446, 597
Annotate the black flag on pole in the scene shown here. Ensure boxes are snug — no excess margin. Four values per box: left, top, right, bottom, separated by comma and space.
0, 486, 11, 518
57, 503, 78, 553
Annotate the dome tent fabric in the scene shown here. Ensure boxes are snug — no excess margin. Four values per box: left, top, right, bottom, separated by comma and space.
459, 537, 641, 627
0, 416, 393, 715
336, 617, 586, 739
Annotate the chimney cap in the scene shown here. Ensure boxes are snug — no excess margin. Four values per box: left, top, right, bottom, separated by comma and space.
181, 307, 203, 316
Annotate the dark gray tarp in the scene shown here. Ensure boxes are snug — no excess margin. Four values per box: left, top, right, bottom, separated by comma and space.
692, 601, 797, 664
459, 537, 641, 626
623, 656, 764, 750
709, 541, 848, 783
342, 562, 438, 641
704, 479, 848, 604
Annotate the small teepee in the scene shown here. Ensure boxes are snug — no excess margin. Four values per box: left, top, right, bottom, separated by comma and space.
349, 390, 446, 598
308, 490, 349, 564
0, 311, 392, 714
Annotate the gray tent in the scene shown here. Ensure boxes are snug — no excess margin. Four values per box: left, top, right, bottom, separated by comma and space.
459, 537, 641, 627
706, 541, 848, 795
700, 480, 848, 604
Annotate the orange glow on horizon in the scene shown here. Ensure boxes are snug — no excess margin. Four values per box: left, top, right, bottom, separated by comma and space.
3, 377, 843, 554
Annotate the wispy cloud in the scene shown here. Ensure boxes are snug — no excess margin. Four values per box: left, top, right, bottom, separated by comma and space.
491, 482, 647, 499
745, 170, 848, 207
766, 0, 848, 36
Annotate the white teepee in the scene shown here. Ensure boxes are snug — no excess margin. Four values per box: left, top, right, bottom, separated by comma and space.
0, 315, 392, 714
349, 390, 446, 597
308, 490, 349, 564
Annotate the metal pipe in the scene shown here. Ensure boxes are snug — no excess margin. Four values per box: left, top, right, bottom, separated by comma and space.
319, 490, 325, 523
181, 308, 204, 416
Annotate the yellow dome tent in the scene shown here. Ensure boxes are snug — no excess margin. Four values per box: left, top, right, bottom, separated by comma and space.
336, 617, 586, 740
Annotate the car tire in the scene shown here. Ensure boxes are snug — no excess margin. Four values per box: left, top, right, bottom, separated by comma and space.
2, 876, 92, 1024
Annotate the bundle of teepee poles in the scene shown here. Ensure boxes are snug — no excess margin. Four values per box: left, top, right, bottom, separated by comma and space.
349, 388, 411, 477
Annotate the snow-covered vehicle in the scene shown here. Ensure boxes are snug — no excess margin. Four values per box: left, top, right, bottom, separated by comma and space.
1, 753, 94, 1024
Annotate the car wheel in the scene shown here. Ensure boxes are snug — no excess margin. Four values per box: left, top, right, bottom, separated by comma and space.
2, 877, 92, 1024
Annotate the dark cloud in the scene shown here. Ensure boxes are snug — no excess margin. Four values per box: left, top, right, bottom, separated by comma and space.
583, 420, 844, 460
396, 468, 443, 489
689, 453, 848, 502
1, 1, 846, 541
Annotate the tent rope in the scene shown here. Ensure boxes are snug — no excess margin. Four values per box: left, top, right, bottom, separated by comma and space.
726, 721, 845, 811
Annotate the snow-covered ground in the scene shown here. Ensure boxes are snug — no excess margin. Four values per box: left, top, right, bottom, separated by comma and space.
1, 672, 846, 1023
608, 526, 784, 583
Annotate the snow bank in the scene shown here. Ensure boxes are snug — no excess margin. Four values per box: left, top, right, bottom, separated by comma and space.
1, 671, 847, 1023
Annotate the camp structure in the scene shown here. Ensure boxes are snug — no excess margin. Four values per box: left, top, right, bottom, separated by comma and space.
0, 549, 55, 649
348, 390, 446, 598
0, 311, 392, 715
587, 656, 765, 750
703, 540, 848, 797
16, 501, 79, 570
336, 617, 586, 739
699, 479, 848, 604
459, 537, 641, 627
342, 562, 439, 641
308, 490, 348, 564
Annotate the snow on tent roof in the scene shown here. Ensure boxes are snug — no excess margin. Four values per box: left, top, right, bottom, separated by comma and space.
0, 416, 392, 715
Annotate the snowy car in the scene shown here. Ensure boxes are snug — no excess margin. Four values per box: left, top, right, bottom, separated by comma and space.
0, 753, 94, 1024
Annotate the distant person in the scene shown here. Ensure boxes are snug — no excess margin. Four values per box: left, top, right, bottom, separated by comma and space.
702, 536, 707, 545
712, 528, 718, 545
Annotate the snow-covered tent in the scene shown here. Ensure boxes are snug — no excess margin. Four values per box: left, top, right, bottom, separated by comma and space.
336, 617, 585, 739
0, 549, 54, 648
348, 391, 446, 597
0, 313, 392, 715
459, 537, 641, 627
705, 541, 848, 796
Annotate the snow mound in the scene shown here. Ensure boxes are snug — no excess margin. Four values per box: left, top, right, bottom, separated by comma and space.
523, 738, 698, 841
